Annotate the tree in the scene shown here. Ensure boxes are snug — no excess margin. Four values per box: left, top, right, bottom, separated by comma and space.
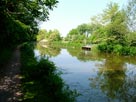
66, 28, 87, 43
37, 29, 48, 41
66, 23, 92, 43
99, 2, 127, 45
126, 0, 136, 32
48, 29, 62, 42
125, 32, 136, 46
0, 0, 58, 48
66, 29, 79, 41
89, 2, 130, 54
77, 24, 91, 37
123, 0, 136, 46
89, 15, 104, 44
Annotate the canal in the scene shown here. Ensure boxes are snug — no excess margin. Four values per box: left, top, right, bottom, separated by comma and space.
35, 45, 136, 102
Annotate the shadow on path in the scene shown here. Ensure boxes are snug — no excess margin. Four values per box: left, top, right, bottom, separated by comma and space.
0, 47, 22, 102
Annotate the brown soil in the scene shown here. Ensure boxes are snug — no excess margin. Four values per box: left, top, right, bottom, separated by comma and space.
0, 46, 22, 102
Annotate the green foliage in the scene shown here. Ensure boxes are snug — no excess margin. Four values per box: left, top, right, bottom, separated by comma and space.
122, 46, 130, 55
0, 48, 13, 67
65, 29, 79, 42
89, 2, 136, 56
0, 0, 58, 48
125, 32, 136, 46
121, 46, 136, 56
20, 43, 76, 102
77, 23, 91, 36
98, 42, 114, 53
97, 42, 108, 52
129, 47, 136, 56
36, 29, 62, 43
0, 14, 29, 46
66, 24, 91, 44
113, 44, 123, 55
98, 42, 136, 56
48, 29, 62, 42
68, 29, 79, 36
102, 3, 127, 44
89, 27, 107, 44
63, 2, 136, 56
37, 29, 48, 41
102, 2, 119, 23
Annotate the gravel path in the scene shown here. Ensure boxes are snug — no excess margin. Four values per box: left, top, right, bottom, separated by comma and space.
0, 47, 22, 102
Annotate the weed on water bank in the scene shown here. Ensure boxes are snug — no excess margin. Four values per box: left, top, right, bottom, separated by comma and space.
98, 43, 136, 56
20, 43, 77, 102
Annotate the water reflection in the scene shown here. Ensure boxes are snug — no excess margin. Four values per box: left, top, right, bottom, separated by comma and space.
67, 47, 102, 62
91, 54, 136, 102
36, 43, 61, 57
90, 55, 127, 101
35, 44, 136, 102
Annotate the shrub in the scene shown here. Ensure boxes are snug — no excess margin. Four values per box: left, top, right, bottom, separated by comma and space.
98, 42, 114, 53
98, 42, 108, 52
113, 44, 123, 55
20, 43, 77, 102
107, 44, 114, 53
122, 46, 130, 55
129, 47, 136, 56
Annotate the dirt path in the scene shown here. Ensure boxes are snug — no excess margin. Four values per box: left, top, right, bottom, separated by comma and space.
0, 47, 22, 102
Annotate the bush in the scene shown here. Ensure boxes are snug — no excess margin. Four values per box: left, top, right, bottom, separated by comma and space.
122, 46, 130, 55
20, 43, 77, 102
113, 44, 123, 55
107, 44, 114, 53
113, 45, 136, 56
98, 42, 114, 53
129, 47, 136, 56
98, 42, 108, 52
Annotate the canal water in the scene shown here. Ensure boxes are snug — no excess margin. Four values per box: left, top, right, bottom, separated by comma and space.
34, 45, 136, 102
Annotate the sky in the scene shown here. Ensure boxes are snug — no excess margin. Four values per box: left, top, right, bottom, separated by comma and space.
39, 0, 127, 37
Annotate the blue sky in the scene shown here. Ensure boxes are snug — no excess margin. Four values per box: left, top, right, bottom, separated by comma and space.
39, 0, 127, 37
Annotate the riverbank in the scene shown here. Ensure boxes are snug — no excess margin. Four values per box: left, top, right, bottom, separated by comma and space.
0, 43, 77, 102
20, 43, 77, 102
